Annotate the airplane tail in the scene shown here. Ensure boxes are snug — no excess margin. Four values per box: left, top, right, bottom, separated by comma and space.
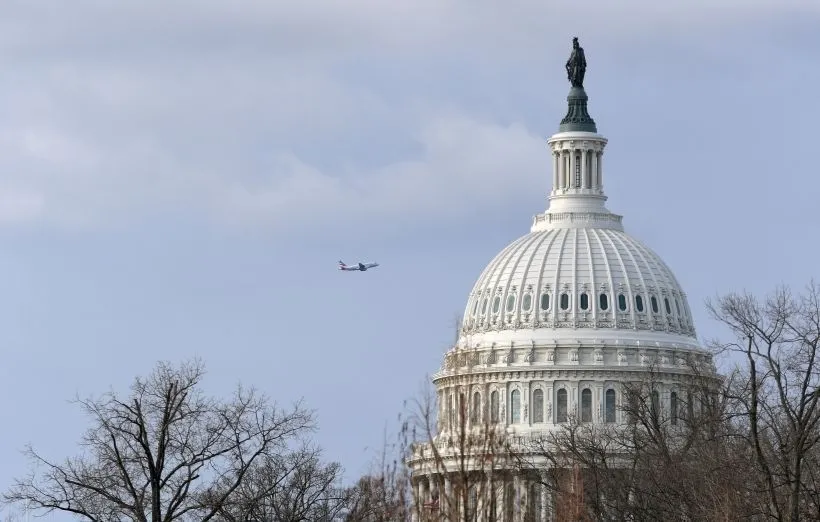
338, 260, 346, 269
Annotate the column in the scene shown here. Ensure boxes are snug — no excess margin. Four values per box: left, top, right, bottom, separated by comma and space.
411, 479, 420, 522
545, 483, 555, 522
540, 479, 550, 522
560, 151, 568, 190
513, 473, 524, 522
546, 386, 554, 424
496, 481, 506, 522
569, 152, 577, 189
596, 151, 602, 190
444, 474, 452, 519
594, 384, 604, 423
580, 148, 588, 189
591, 149, 599, 191
552, 151, 559, 193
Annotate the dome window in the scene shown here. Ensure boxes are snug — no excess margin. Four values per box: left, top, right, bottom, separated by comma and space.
560, 293, 569, 311
532, 389, 544, 423
635, 295, 644, 312
510, 389, 521, 423
605, 389, 616, 423
540, 293, 551, 311
557, 389, 568, 423
481, 298, 488, 314
492, 296, 501, 314
581, 388, 592, 422
505, 294, 516, 312
664, 297, 672, 314
579, 293, 589, 311
599, 293, 609, 310
522, 294, 532, 312
618, 294, 627, 311
651, 296, 659, 313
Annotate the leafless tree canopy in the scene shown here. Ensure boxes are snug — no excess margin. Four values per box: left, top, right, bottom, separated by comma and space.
708, 281, 820, 522
210, 443, 354, 522
374, 283, 820, 521
3, 359, 317, 522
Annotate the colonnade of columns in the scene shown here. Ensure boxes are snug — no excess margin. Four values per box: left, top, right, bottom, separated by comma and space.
410, 472, 555, 522
551, 147, 602, 194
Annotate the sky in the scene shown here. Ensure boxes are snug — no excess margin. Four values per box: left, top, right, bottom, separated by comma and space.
1, 0, 819, 519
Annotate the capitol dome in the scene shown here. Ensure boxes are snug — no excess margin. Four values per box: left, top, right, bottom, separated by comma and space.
450, 85, 706, 362
408, 38, 717, 522
461, 226, 698, 348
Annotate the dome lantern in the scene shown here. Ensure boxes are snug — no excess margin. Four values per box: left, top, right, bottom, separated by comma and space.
533, 37, 619, 231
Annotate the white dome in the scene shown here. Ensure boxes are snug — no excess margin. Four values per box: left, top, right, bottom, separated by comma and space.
461, 226, 697, 349
410, 46, 718, 512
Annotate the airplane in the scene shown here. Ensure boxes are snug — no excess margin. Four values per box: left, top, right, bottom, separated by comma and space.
339, 260, 379, 272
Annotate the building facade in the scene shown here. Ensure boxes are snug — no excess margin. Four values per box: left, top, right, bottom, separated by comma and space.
407, 39, 718, 521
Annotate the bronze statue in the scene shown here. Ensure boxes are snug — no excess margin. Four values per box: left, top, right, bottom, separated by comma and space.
565, 37, 586, 88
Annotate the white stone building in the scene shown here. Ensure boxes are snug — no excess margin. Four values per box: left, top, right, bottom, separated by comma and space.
407, 39, 718, 521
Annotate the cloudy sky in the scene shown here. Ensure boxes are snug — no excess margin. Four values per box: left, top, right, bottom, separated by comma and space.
1, 0, 819, 518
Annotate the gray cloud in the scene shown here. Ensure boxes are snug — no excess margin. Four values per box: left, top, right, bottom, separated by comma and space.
0, 0, 814, 230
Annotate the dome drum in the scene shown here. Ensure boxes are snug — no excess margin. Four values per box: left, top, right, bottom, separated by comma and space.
436, 342, 713, 380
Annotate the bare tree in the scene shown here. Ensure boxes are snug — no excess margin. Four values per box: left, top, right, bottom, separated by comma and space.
344, 431, 412, 522
3, 359, 314, 522
708, 282, 820, 522
508, 361, 751, 521
211, 443, 353, 522
404, 379, 511, 522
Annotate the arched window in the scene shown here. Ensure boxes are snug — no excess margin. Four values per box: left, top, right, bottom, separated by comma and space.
580, 293, 589, 310
492, 296, 500, 314
490, 391, 500, 423
540, 293, 551, 310
506, 294, 516, 312
532, 389, 544, 423
599, 293, 609, 310
664, 297, 672, 314
560, 293, 569, 310
557, 389, 568, 423
510, 390, 521, 423
635, 295, 644, 312
471, 392, 481, 424
468, 487, 478, 521
651, 296, 659, 313
581, 388, 592, 422
522, 294, 532, 311
618, 294, 627, 311
605, 389, 616, 423
670, 392, 678, 425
